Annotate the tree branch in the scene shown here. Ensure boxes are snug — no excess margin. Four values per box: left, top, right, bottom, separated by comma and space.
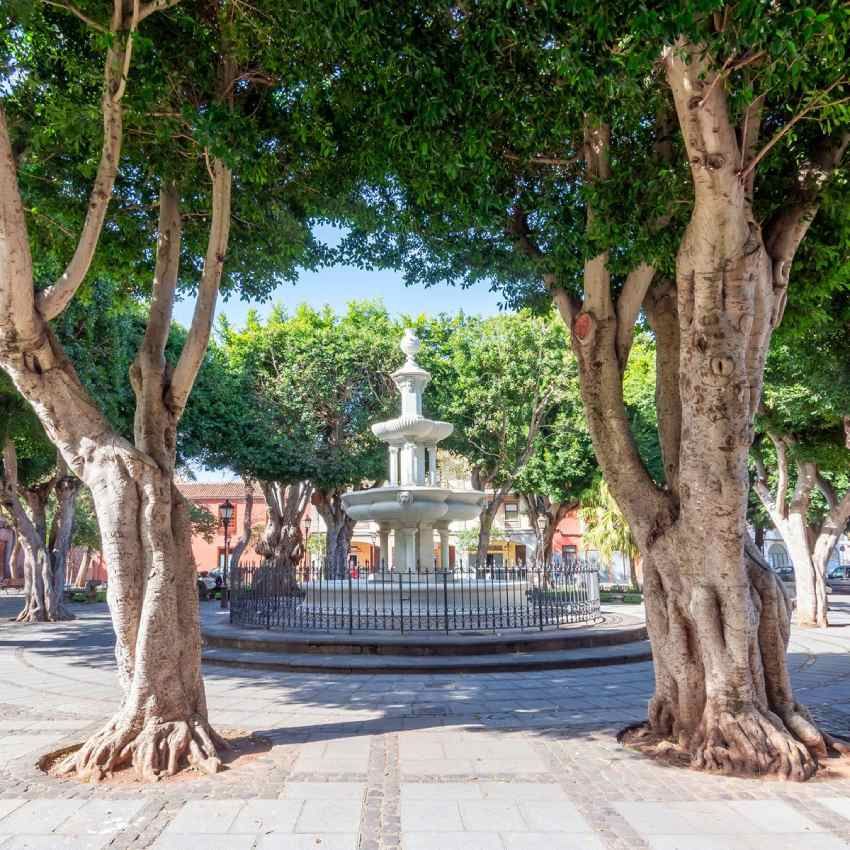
140, 182, 181, 365
764, 131, 850, 328
615, 262, 654, 370
644, 279, 681, 499
169, 158, 232, 416
139, 0, 181, 21
766, 431, 790, 519
41, 0, 108, 33
815, 470, 838, 513
580, 120, 613, 321
36, 0, 141, 320
739, 93, 764, 199
0, 107, 39, 342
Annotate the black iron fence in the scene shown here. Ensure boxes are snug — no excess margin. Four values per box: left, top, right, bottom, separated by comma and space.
229, 560, 601, 634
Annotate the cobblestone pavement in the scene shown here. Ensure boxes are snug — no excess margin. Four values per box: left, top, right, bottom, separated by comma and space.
2, 595, 850, 849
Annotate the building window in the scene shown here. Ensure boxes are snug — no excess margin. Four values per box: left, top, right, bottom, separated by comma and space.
504, 502, 519, 527
562, 545, 577, 563
768, 544, 790, 569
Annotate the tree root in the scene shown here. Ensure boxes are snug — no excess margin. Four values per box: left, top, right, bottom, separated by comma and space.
56, 713, 224, 783
692, 707, 817, 780
623, 704, 850, 781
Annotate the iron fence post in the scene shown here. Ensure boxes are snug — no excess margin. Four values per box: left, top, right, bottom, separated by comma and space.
538, 575, 544, 632
348, 569, 353, 635
443, 570, 449, 634
399, 571, 404, 634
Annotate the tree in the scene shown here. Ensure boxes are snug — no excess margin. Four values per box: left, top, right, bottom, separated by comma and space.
0, 382, 77, 621
753, 312, 850, 627
1, 1, 362, 780
185, 302, 400, 580
416, 311, 574, 569
252, 303, 400, 579
330, 2, 850, 778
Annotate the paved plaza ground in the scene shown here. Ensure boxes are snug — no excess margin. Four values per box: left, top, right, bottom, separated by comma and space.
2, 596, 850, 849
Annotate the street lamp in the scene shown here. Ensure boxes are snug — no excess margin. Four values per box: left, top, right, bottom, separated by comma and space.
303, 516, 312, 579
219, 498, 234, 609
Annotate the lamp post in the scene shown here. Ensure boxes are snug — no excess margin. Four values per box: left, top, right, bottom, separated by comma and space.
219, 498, 234, 609
303, 516, 312, 580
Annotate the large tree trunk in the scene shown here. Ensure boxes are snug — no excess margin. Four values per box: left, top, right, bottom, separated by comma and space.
255, 480, 311, 592
61, 468, 222, 782
545, 49, 850, 780
314, 488, 355, 579
0, 172, 230, 780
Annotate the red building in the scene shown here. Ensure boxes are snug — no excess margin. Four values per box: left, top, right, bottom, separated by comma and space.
551, 507, 584, 561
176, 482, 270, 573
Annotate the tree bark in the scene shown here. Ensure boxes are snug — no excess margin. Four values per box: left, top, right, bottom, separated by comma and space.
314, 487, 355, 579
227, 478, 255, 575
73, 546, 93, 588
255, 480, 310, 591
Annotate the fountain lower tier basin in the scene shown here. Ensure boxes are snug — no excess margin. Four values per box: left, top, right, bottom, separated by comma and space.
341, 485, 484, 525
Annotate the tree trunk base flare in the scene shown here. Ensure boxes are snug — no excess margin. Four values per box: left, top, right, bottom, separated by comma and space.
56, 712, 226, 783
628, 547, 850, 781
15, 596, 75, 623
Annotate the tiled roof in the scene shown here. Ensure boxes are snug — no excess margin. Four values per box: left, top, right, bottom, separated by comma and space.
176, 481, 265, 501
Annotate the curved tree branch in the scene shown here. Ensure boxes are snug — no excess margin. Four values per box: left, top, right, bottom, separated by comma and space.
169, 159, 232, 416
615, 262, 654, 371
36, 0, 141, 321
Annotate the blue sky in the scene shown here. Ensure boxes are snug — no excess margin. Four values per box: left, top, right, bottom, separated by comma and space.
173, 224, 506, 330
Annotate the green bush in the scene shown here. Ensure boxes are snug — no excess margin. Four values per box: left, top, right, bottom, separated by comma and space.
600, 590, 643, 604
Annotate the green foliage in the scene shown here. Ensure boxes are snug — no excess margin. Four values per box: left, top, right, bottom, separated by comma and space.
580, 479, 640, 566
326, 1, 848, 307
0, 373, 56, 488
414, 310, 579, 490
183, 301, 401, 490
1, 1, 364, 307
189, 503, 218, 544
455, 523, 506, 554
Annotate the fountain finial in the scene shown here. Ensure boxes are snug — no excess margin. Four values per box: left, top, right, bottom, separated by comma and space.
400, 328, 421, 363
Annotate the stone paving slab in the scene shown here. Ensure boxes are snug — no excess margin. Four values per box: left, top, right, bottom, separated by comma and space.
2, 596, 850, 850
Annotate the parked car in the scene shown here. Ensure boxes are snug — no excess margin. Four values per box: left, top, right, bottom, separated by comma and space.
827, 565, 850, 594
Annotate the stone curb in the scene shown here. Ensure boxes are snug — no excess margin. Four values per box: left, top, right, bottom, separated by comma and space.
201, 639, 654, 674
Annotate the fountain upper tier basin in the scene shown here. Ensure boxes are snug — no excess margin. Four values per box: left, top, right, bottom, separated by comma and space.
342, 485, 484, 526
371, 415, 453, 443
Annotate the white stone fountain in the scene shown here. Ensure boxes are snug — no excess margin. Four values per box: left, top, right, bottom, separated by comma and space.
342, 329, 485, 573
